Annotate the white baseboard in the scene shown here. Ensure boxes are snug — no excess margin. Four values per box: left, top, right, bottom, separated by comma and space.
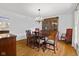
16, 35, 26, 41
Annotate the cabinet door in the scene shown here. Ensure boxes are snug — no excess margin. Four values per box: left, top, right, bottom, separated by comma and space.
6, 37, 16, 56
0, 37, 16, 56
42, 17, 58, 31
0, 39, 8, 56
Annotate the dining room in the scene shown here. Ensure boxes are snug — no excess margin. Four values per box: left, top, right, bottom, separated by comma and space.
0, 3, 78, 56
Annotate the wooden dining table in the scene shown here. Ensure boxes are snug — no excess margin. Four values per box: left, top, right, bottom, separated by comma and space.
26, 29, 50, 52
29, 30, 48, 51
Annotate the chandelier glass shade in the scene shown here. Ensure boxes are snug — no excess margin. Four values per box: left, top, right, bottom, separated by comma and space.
35, 9, 43, 23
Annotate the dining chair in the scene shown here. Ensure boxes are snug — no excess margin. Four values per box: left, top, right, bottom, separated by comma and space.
26, 30, 32, 46
33, 29, 46, 51
44, 31, 58, 53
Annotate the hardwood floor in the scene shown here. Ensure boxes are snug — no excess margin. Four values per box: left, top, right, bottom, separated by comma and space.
16, 40, 77, 56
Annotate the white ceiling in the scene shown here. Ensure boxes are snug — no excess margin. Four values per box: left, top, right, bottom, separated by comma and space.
0, 3, 77, 17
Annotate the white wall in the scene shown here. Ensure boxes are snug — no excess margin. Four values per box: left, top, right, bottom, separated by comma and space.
0, 9, 41, 40
72, 10, 79, 55
72, 11, 77, 49
58, 13, 74, 34
71, 5, 79, 55
0, 8, 74, 41
77, 11, 79, 55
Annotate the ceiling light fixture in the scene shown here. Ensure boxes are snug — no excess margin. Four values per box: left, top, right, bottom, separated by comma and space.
35, 9, 43, 23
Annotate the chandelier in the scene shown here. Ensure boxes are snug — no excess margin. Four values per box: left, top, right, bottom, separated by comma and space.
35, 9, 43, 23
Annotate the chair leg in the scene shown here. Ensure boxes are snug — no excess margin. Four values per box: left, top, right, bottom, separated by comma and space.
27, 39, 29, 46
37, 43, 40, 51
54, 46, 56, 54
42, 44, 46, 52
56, 45, 58, 50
